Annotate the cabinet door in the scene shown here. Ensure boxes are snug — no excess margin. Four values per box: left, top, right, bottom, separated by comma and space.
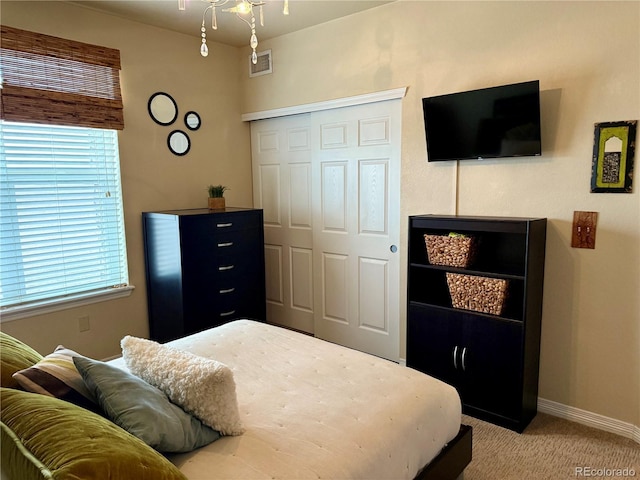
407, 304, 460, 388
407, 304, 524, 420
460, 315, 523, 420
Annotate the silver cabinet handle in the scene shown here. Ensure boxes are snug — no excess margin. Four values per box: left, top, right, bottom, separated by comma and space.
218, 265, 234, 271
216, 222, 233, 228
219, 287, 235, 294
461, 347, 467, 372
453, 346, 458, 370
220, 310, 236, 317
217, 242, 234, 247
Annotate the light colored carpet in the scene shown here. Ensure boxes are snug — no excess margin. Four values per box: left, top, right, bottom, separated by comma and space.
462, 413, 640, 479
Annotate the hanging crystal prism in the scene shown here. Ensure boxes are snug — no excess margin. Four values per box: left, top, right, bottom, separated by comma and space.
212, 6, 218, 30
259, 5, 264, 27
250, 15, 258, 48
200, 21, 209, 57
283, 0, 289, 15
250, 13, 258, 64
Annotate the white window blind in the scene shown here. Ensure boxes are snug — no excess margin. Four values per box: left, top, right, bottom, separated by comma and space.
0, 121, 129, 310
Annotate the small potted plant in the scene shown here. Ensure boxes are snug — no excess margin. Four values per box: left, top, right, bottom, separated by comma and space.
207, 184, 228, 210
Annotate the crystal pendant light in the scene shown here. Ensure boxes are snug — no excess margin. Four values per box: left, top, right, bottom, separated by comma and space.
188, 0, 289, 61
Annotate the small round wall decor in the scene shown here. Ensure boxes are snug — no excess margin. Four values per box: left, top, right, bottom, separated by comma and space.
167, 130, 191, 156
185, 111, 201, 131
148, 92, 178, 126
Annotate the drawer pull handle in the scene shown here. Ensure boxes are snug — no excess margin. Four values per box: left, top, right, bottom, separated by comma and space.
453, 346, 458, 370
217, 222, 233, 228
218, 265, 234, 271
219, 288, 235, 294
217, 242, 234, 247
220, 310, 236, 317
461, 347, 467, 372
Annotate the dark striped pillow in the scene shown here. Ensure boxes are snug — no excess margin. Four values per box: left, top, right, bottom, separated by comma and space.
12, 346, 97, 411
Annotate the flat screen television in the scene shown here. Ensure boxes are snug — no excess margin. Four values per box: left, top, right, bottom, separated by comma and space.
422, 80, 542, 162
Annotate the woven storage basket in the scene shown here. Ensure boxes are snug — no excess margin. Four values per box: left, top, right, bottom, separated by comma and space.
424, 234, 477, 268
446, 272, 508, 315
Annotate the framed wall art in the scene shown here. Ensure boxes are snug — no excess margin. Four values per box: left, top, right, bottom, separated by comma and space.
590, 120, 637, 193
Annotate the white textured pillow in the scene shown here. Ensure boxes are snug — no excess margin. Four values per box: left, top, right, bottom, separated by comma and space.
120, 336, 244, 436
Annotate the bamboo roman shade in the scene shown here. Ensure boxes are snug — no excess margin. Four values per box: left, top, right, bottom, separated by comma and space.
0, 25, 124, 130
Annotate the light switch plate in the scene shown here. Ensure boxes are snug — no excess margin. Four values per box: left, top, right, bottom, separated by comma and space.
571, 211, 598, 249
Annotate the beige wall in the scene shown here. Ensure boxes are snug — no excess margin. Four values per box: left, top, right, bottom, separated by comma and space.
239, 1, 640, 427
0, 1, 253, 360
1, 0, 638, 430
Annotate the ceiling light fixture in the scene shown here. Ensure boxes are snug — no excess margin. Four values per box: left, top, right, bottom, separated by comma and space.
179, 0, 289, 64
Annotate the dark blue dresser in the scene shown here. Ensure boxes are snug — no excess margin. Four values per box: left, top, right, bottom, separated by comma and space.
142, 207, 266, 342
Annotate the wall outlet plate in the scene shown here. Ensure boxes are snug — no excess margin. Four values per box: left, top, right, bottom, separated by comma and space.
78, 315, 90, 332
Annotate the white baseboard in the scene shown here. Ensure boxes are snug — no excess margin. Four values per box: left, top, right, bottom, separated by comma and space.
538, 397, 640, 444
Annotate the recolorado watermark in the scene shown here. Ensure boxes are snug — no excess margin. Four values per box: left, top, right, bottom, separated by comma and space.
575, 466, 637, 477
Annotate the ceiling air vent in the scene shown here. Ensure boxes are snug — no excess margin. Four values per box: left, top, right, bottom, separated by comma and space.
249, 50, 272, 78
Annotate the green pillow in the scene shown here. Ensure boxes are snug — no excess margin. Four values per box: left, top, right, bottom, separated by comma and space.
2, 420, 50, 480
74, 356, 220, 453
0, 331, 43, 389
0, 387, 188, 480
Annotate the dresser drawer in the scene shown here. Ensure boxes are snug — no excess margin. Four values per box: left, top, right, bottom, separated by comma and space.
204, 211, 261, 233
185, 283, 265, 332
209, 228, 262, 258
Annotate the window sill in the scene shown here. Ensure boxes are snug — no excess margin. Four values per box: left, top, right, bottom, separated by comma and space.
0, 285, 135, 323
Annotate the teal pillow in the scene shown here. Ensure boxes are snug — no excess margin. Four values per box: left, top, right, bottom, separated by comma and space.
73, 357, 220, 453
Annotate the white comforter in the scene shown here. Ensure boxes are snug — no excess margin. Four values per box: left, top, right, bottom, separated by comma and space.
112, 320, 461, 480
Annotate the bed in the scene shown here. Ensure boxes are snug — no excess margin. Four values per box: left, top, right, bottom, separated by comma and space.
110, 320, 471, 480
0, 320, 471, 480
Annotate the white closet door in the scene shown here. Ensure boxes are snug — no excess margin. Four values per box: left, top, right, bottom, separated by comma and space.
251, 99, 401, 361
311, 100, 400, 361
251, 113, 314, 333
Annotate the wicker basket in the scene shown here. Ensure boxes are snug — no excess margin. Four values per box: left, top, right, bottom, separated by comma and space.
424, 234, 477, 268
446, 272, 508, 315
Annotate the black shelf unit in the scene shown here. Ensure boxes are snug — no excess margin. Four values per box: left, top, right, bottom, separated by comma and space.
406, 215, 546, 432
142, 207, 266, 343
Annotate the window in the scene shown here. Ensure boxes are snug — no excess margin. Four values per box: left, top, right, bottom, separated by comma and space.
0, 121, 130, 315
0, 26, 130, 319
